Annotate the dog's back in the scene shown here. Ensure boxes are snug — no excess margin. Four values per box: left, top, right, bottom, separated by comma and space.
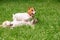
13, 13, 32, 21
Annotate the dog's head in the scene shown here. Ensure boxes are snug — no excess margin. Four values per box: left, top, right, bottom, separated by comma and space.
27, 7, 35, 16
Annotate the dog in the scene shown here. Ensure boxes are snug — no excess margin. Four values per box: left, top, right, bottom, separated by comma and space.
12, 7, 35, 21
0, 21, 11, 27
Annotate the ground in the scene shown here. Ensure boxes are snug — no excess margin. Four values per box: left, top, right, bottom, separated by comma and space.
0, 0, 60, 40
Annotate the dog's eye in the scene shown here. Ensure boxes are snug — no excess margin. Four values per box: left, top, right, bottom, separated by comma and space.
31, 10, 33, 11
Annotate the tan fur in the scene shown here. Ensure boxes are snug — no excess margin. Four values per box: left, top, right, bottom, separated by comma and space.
28, 7, 35, 16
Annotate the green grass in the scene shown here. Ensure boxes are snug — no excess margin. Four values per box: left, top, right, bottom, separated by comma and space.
0, 0, 60, 40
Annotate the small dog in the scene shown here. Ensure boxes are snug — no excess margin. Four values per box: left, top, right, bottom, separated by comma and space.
0, 21, 11, 27
13, 7, 35, 21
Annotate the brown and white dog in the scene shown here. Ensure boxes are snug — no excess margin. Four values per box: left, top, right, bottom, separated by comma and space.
0, 7, 37, 29
13, 7, 35, 21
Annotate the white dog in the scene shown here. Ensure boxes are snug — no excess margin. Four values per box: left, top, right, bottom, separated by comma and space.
13, 7, 35, 21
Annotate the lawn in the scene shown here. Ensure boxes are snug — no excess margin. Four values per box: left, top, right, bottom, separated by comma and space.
0, 0, 60, 40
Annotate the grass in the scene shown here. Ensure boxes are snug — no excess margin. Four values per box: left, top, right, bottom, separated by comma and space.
0, 0, 60, 40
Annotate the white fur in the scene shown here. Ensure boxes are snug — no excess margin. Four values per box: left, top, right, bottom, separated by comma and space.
13, 13, 32, 21
0, 20, 35, 29
11, 20, 33, 27
0, 21, 11, 27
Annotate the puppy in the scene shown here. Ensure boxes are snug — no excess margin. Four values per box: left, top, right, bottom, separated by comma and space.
13, 7, 35, 21
0, 21, 11, 27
